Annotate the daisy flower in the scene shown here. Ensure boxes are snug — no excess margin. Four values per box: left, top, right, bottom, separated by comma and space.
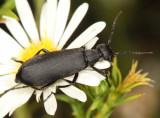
0, 0, 110, 117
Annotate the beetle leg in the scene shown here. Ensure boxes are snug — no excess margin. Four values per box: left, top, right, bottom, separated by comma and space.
12, 57, 24, 63
105, 70, 111, 87
44, 92, 54, 103
34, 48, 49, 56
91, 66, 111, 87
71, 73, 79, 84
81, 46, 86, 49
30, 73, 79, 90
31, 82, 55, 90
58, 73, 79, 88
3, 85, 29, 93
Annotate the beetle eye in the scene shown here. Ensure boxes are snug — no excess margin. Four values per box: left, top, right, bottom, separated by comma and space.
15, 77, 21, 83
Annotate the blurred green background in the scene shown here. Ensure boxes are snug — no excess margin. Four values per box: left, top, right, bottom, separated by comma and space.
0, 0, 160, 118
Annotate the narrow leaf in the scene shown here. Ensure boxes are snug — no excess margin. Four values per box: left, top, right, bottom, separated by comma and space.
0, 9, 18, 20
112, 94, 142, 107
111, 59, 122, 88
112, 57, 118, 85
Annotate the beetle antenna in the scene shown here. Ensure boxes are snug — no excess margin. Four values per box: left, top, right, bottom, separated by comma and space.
108, 11, 122, 45
114, 51, 153, 55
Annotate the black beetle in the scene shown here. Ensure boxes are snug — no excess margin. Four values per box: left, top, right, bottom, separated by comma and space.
15, 44, 113, 90
13, 11, 152, 90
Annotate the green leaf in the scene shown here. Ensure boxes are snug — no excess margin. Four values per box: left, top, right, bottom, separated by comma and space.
1, 0, 15, 10
55, 94, 72, 104
90, 98, 103, 110
0, 9, 18, 19
56, 94, 85, 118
111, 59, 122, 88
112, 94, 142, 107
86, 98, 104, 118
71, 100, 85, 118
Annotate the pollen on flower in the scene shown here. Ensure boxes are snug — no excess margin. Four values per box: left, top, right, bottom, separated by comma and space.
20, 38, 57, 62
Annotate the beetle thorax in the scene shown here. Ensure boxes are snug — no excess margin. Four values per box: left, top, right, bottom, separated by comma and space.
85, 49, 101, 66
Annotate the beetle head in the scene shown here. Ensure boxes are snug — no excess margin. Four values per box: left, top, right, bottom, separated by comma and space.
96, 44, 114, 61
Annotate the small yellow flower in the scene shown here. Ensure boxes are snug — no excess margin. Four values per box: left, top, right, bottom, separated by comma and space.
117, 61, 152, 93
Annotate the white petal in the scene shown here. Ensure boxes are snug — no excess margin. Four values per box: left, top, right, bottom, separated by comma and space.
0, 28, 22, 63
15, 0, 40, 44
67, 22, 106, 49
0, 86, 33, 118
85, 37, 99, 49
85, 67, 106, 81
64, 70, 100, 86
0, 64, 18, 75
0, 28, 22, 50
50, 84, 57, 93
36, 90, 42, 103
9, 87, 34, 116
58, 80, 87, 102
3, 16, 30, 48
0, 47, 19, 64
0, 90, 15, 117
43, 88, 57, 115
54, 0, 70, 46
0, 59, 19, 66
57, 3, 89, 49
40, 2, 47, 39
94, 60, 111, 69
46, 0, 57, 41
0, 74, 17, 94
36, 84, 56, 103
93, 71, 106, 81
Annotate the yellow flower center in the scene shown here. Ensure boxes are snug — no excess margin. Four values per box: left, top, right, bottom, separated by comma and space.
20, 38, 57, 62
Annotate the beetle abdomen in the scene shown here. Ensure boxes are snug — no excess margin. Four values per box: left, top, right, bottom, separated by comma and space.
16, 48, 87, 87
